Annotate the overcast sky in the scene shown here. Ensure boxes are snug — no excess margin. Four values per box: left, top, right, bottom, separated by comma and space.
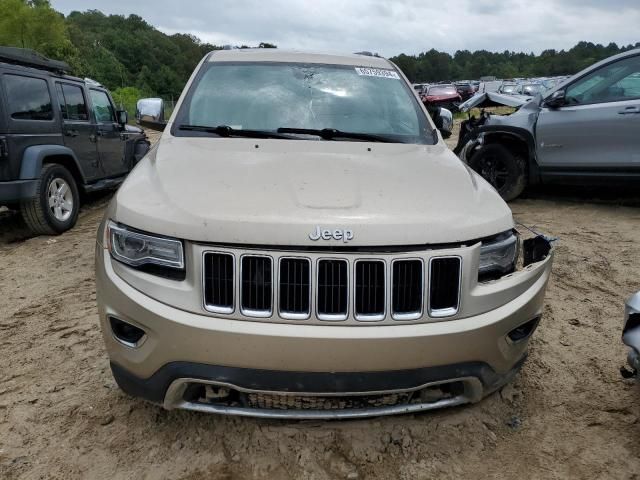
52, 0, 639, 57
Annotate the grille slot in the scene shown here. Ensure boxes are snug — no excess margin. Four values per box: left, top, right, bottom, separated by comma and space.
392, 260, 423, 320
203, 253, 235, 313
354, 260, 386, 320
241, 256, 273, 316
429, 257, 461, 317
317, 259, 348, 320
279, 258, 311, 319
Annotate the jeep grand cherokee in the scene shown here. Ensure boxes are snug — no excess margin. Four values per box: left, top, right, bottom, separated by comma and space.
95, 49, 554, 418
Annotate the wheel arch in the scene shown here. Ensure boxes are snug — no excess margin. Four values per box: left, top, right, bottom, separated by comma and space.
475, 126, 540, 184
19, 145, 87, 187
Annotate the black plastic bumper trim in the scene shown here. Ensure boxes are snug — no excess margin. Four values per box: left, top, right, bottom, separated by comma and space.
0, 179, 37, 202
110, 357, 527, 404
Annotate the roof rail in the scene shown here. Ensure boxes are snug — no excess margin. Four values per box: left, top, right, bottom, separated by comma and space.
84, 77, 103, 87
0, 46, 70, 73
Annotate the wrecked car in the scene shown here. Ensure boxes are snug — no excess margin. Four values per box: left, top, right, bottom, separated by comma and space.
497, 82, 518, 94
96, 49, 554, 419
455, 48, 640, 201
422, 84, 462, 111
455, 82, 475, 101
622, 292, 640, 379
514, 82, 544, 97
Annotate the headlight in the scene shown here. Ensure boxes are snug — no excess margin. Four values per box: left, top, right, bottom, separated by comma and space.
478, 231, 518, 280
107, 221, 184, 270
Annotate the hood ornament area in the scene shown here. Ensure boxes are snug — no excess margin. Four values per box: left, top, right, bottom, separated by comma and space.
309, 226, 354, 243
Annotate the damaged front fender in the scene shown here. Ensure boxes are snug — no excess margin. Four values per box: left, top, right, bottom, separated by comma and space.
454, 98, 540, 158
453, 99, 544, 191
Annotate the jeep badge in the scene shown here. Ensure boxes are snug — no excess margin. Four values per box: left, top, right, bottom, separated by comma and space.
309, 226, 354, 242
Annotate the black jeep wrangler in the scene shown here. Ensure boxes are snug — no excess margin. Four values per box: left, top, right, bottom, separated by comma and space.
0, 47, 149, 235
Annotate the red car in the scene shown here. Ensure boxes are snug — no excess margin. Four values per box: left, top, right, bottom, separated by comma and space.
421, 84, 462, 111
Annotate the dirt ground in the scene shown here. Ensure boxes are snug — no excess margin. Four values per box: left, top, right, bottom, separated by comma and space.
1, 128, 639, 479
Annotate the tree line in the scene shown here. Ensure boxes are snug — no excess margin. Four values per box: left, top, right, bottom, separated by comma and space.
390, 42, 639, 83
1, 0, 638, 114
0, 1, 277, 115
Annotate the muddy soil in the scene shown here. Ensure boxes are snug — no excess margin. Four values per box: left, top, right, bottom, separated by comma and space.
1, 128, 639, 479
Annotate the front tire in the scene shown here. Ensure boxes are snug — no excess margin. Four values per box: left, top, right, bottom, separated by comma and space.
468, 144, 527, 201
20, 164, 80, 235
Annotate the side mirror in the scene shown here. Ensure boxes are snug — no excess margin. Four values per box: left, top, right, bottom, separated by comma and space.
434, 107, 453, 139
545, 89, 566, 109
116, 109, 128, 127
136, 98, 166, 131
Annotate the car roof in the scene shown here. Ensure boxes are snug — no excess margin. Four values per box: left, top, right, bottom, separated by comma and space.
207, 48, 393, 68
0, 60, 101, 87
545, 47, 640, 96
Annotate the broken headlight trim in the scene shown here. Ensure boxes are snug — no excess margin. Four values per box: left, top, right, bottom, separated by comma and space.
107, 221, 185, 272
478, 231, 519, 281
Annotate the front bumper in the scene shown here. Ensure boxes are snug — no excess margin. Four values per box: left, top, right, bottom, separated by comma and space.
0, 179, 37, 203
96, 240, 553, 418
111, 358, 525, 419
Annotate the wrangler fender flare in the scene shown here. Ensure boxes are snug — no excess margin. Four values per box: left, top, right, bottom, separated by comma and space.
19, 145, 86, 183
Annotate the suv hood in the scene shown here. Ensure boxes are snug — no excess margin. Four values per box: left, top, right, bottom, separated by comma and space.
113, 136, 512, 246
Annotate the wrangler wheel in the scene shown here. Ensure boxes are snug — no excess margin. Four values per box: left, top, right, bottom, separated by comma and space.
20, 164, 80, 235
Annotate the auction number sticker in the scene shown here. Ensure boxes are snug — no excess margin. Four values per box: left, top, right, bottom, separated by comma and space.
355, 67, 400, 79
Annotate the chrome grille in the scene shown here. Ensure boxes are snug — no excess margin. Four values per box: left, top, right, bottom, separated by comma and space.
429, 257, 461, 317
317, 259, 349, 320
354, 260, 385, 320
241, 256, 273, 316
203, 253, 234, 313
203, 250, 463, 324
392, 259, 423, 320
279, 258, 311, 319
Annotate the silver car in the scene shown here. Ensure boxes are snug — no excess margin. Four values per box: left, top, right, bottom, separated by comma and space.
623, 292, 640, 378
456, 49, 640, 201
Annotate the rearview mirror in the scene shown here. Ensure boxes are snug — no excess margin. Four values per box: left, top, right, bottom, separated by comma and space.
136, 98, 166, 131
433, 107, 453, 139
545, 89, 566, 109
116, 109, 128, 127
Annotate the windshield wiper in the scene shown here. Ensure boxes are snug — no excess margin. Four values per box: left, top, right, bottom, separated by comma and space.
277, 127, 396, 143
178, 124, 294, 139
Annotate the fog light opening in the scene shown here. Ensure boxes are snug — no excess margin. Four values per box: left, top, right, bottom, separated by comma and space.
508, 316, 541, 343
109, 316, 146, 347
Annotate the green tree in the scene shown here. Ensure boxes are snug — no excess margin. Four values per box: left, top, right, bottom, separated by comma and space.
0, 0, 72, 58
112, 86, 144, 119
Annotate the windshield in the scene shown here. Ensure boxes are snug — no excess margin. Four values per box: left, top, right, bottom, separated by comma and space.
522, 84, 543, 94
173, 62, 434, 144
427, 85, 457, 95
501, 84, 517, 92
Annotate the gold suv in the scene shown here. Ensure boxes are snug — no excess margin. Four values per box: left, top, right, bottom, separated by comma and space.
96, 49, 554, 418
